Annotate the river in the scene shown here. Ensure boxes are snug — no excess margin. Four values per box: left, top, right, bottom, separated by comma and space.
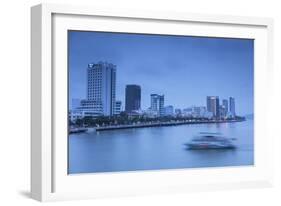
68, 119, 253, 174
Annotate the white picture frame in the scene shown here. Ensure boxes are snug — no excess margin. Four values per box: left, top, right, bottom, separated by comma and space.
31, 3, 274, 202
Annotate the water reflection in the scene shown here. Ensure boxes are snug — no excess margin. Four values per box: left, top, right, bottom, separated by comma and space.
68, 120, 253, 174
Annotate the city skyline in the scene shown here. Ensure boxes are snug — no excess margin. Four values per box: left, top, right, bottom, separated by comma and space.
71, 61, 240, 118
69, 31, 254, 115
72, 70, 238, 118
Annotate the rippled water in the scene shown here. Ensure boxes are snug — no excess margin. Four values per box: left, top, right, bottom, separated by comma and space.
68, 119, 253, 174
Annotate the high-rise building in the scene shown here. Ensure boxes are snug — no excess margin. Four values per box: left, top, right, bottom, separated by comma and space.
125, 85, 141, 113
207, 96, 220, 118
219, 105, 226, 118
222, 99, 228, 113
114, 100, 122, 115
151, 94, 159, 112
229, 97, 236, 117
87, 61, 116, 116
150, 94, 165, 117
159, 95, 165, 116
219, 99, 228, 117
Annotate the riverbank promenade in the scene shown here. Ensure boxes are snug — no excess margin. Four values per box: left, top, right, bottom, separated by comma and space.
95, 119, 245, 131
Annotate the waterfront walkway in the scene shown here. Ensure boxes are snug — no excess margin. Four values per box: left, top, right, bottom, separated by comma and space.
95, 119, 244, 131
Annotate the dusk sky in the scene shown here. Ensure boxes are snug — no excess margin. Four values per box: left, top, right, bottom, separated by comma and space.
68, 31, 254, 115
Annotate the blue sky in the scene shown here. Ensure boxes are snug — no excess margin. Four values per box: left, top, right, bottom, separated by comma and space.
68, 31, 254, 115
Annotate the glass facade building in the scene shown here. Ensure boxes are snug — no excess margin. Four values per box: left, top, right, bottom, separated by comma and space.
150, 94, 165, 117
229, 97, 236, 117
207, 96, 220, 119
125, 85, 141, 113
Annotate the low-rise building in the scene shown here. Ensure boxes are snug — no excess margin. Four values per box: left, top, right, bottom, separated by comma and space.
164, 105, 174, 116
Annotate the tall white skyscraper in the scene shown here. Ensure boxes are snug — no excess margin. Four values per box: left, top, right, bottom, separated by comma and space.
87, 62, 116, 116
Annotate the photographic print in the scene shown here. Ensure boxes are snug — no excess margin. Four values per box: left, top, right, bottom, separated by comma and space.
68, 31, 254, 174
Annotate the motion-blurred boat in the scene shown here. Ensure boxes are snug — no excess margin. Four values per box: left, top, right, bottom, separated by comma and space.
185, 132, 236, 150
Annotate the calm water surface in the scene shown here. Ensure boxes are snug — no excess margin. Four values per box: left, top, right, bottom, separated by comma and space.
68, 119, 253, 174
